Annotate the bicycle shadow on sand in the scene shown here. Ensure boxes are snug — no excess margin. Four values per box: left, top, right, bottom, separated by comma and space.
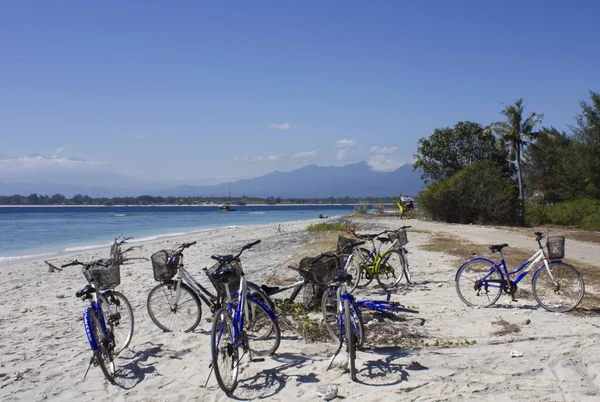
227, 352, 316, 400
114, 342, 167, 389
355, 347, 428, 387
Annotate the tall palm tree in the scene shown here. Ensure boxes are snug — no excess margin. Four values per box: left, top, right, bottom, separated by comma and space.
491, 99, 543, 226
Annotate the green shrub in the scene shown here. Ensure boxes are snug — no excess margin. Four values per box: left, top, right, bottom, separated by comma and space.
525, 199, 600, 229
306, 222, 352, 232
580, 213, 600, 230
525, 203, 549, 227
418, 161, 518, 225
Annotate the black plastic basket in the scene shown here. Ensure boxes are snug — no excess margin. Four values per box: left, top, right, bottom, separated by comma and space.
151, 250, 177, 281
547, 236, 565, 260
83, 261, 120, 290
389, 230, 408, 246
207, 259, 244, 297
303, 282, 325, 311
299, 253, 339, 286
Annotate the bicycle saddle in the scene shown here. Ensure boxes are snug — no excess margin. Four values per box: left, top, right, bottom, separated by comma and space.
489, 244, 509, 252
261, 284, 280, 296
378, 236, 391, 243
359, 234, 379, 240
211, 254, 234, 262
75, 285, 94, 299
334, 271, 353, 283
211, 267, 235, 282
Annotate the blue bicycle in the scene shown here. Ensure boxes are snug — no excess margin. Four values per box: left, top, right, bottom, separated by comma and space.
455, 232, 585, 312
208, 240, 281, 393
61, 237, 135, 383
321, 267, 419, 381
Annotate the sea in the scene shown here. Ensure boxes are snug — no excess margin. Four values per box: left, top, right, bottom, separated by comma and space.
0, 205, 355, 265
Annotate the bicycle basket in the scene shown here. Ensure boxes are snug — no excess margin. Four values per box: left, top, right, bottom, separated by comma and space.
207, 259, 244, 297
299, 253, 339, 286
547, 236, 565, 260
303, 282, 325, 311
389, 229, 408, 246
83, 261, 120, 290
336, 236, 355, 254
151, 250, 178, 281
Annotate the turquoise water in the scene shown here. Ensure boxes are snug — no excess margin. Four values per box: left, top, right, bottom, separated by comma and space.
0, 205, 353, 264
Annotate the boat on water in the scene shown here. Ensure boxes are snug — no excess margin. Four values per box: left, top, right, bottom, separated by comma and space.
218, 204, 235, 212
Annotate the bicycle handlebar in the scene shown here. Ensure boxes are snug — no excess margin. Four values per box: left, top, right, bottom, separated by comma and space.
61, 260, 84, 268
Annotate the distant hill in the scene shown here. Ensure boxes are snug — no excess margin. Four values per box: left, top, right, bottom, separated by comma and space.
161, 162, 424, 198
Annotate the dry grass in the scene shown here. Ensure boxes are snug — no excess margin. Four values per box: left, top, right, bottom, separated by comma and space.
490, 318, 521, 336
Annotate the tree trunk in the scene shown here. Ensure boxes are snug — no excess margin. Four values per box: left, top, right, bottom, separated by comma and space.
516, 144, 525, 226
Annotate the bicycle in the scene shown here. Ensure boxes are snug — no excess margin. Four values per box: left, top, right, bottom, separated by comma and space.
322, 270, 419, 381
345, 226, 413, 292
61, 253, 134, 383
147, 241, 273, 333
455, 232, 585, 313
208, 240, 281, 393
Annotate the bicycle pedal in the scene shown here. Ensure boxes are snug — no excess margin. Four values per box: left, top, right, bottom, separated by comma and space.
251, 357, 265, 362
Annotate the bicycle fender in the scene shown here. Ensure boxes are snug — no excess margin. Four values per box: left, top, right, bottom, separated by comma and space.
455, 257, 496, 281
247, 294, 277, 322
83, 307, 99, 352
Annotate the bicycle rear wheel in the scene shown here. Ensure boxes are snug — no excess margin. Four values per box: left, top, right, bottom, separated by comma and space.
245, 298, 281, 356
147, 281, 202, 332
90, 310, 115, 383
455, 259, 503, 308
401, 250, 412, 284
104, 291, 134, 355
344, 298, 357, 381
376, 249, 405, 290
345, 248, 370, 293
321, 287, 364, 347
211, 308, 239, 393
532, 262, 584, 312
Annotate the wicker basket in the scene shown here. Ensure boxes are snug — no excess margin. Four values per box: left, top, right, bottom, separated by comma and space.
547, 236, 565, 260
83, 261, 120, 290
207, 259, 244, 297
389, 229, 408, 246
151, 250, 178, 281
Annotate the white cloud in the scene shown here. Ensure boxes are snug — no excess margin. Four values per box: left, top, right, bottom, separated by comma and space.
367, 155, 405, 172
131, 133, 149, 139
232, 156, 249, 162
336, 149, 348, 161
268, 123, 293, 130
267, 155, 282, 161
335, 139, 356, 149
292, 151, 317, 159
0, 154, 103, 172
251, 156, 264, 162
53, 147, 65, 156
370, 146, 398, 155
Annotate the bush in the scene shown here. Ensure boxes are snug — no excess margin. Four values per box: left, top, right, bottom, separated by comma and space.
418, 161, 518, 225
580, 212, 600, 231
527, 199, 600, 229
306, 222, 352, 232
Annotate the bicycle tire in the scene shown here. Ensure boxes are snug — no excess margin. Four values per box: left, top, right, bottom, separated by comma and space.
376, 249, 405, 290
455, 259, 503, 308
211, 308, 239, 393
532, 261, 584, 312
245, 298, 281, 356
344, 298, 357, 381
354, 247, 374, 289
401, 249, 412, 284
147, 281, 202, 332
90, 310, 115, 383
104, 291, 134, 355
321, 287, 364, 347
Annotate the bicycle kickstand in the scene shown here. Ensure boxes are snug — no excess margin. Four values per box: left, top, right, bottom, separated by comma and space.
83, 356, 95, 380
202, 363, 214, 388
326, 341, 344, 371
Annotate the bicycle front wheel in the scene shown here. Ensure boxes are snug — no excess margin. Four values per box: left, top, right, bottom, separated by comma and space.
376, 249, 405, 290
90, 310, 115, 383
321, 287, 364, 347
147, 281, 202, 332
344, 298, 357, 381
104, 291, 134, 355
532, 262, 585, 312
211, 308, 239, 393
354, 248, 374, 289
455, 259, 503, 308
245, 298, 281, 356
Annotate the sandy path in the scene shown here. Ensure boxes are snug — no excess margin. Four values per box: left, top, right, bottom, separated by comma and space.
1, 216, 599, 401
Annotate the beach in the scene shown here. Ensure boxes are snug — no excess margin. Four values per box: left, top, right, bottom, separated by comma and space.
1, 216, 599, 401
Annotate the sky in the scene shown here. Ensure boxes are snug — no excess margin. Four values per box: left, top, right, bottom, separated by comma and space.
0, 0, 598, 188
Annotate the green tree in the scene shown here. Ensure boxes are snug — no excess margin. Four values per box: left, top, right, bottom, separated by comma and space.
571, 90, 600, 198
489, 99, 543, 225
413, 121, 510, 183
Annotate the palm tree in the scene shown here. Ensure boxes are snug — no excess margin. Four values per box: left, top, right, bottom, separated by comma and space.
490, 99, 543, 226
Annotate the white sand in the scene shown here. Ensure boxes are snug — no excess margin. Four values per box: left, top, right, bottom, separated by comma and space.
1, 216, 599, 401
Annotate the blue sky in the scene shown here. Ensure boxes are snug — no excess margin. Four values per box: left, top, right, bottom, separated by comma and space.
0, 0, 598, 188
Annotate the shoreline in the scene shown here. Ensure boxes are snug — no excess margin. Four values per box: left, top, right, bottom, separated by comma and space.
0, 203, 368, 208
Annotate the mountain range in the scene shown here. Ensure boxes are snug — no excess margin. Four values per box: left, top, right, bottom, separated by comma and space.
0, 162, 424, 198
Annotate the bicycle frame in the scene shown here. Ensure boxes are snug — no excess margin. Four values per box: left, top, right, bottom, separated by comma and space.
173, 265, 217, 308
356, 237, 405, 275
83, 289, 113, 353
456, 247, 557, 289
